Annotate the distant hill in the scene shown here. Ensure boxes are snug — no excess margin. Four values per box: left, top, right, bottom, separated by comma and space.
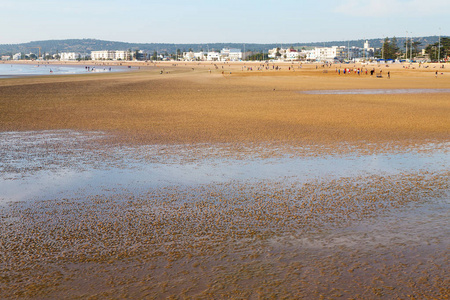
297, 36, 442, 49
0, 36, 445, 55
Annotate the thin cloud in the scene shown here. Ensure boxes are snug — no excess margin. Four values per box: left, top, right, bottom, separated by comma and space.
335, 0, 450, 17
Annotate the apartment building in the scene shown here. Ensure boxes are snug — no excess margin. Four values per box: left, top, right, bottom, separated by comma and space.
220, 48, 242, 61
182, 49, 242, 61
60, 52, 80, 60
91, 50, 115, 60
115, 50, 131, 60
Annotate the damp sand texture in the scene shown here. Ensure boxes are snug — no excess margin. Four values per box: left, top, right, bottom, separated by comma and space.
1, 62, 450, 299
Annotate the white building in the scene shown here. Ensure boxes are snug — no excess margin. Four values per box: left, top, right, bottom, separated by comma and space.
90, 50, 132, 60
182, 51, 207, 61
302, 45, 370, 62
60, 52, 80, 61
284, 48, 301, 61
182, 51, 195, 61
268, 47, 302, 61
305, 49, 316, 61
182, 49, 242, 61
91, 50, 115, 60
12, 53, 21, 60
1, 55, 11, 60
206, 52, 220, 61
220, 48, 242, 61
194, 52, 206, 60
362, 40, 375, 59
115, 50, 131, 60
313, 46, 348, 61
268, 47, 283, 59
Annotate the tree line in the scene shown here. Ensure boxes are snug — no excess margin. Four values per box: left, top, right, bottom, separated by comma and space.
376, 36, 449, 61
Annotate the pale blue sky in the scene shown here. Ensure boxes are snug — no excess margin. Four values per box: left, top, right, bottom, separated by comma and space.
1, 0, 448, 44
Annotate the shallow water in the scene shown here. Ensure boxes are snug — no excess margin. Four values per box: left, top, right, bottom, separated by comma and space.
0, 63, 124, 78
0, 130, 448, 203
302, 89, 450, 95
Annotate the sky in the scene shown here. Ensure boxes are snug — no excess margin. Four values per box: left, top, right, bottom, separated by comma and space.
1, 0, 449, 44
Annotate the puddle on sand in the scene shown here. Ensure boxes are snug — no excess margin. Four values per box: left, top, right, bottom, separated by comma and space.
302, 89, 450, 95
0, 130, 448, 204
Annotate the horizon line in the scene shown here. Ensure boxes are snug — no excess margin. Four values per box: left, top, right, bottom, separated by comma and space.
2, 35, 448, 46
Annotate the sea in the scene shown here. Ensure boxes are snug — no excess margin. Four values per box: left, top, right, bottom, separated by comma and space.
0, 63, 123, 78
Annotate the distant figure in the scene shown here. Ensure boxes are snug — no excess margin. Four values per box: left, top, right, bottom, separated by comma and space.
388, 71, 390, 79
435, 71, 438, 78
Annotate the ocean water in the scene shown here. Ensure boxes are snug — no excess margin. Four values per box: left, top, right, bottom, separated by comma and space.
0, 63, 123, 78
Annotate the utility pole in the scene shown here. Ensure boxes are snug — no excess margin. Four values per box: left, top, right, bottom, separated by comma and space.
410, 34, 413, 61
438, 28, 441, 62
363, 39, 365, 60
347, 41, 349, 60
406, 31, 408, 61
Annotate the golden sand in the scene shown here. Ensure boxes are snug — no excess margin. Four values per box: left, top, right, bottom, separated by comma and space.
0, 62, 449, 299
1, 61, 449, 146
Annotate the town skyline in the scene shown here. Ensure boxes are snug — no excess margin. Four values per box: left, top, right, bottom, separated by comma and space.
1, 0, 449, 45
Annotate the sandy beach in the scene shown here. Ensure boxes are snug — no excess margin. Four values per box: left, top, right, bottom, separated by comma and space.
1, 61, 449, 298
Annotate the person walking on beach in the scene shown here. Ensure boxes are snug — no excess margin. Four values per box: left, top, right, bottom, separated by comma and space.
388, 71, 390, 79
435, 71, 438, 78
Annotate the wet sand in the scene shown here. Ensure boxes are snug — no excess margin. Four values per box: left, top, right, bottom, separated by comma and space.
0, 62, 449, 299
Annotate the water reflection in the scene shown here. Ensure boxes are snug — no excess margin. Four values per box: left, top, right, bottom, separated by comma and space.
1, 142, 448, 203
0, 63, 125, 78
